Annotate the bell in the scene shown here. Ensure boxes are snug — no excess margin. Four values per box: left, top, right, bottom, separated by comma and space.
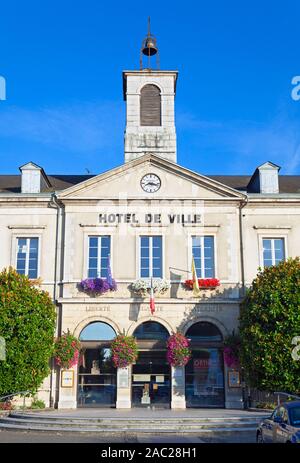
142, 37, 158, 56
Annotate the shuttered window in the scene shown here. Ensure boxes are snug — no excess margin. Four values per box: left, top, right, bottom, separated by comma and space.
140, 84, 161, 126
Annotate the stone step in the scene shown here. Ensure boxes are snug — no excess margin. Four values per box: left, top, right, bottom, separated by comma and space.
9, 412, 268, 424
0, 421, 258, 434
0, 413, 264, 433
0, 417, 259, 428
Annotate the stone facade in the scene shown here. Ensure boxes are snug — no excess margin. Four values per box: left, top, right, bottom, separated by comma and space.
124, 71, 177, 163
0, 67, 300, 411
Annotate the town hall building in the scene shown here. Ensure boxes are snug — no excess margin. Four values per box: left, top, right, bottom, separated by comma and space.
1, 30, 300, 411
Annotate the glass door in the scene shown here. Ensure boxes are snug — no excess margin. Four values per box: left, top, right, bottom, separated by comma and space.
77, 346, 116, 407
185, 348, 225, 408
132, 351, 170, 408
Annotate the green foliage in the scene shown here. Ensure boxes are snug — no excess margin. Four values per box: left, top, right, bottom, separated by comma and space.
239, 258, 300, 393
30, 398, 45, 409
255, 402, 277, 410
0, 268, 56, 396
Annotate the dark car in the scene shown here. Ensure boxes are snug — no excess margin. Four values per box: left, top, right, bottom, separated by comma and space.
256, 401, 300, 443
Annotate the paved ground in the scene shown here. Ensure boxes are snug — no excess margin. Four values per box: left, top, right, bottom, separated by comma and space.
0, 429, 256, 443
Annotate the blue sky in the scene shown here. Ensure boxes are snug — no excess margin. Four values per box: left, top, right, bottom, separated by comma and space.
0, 0, 299, 175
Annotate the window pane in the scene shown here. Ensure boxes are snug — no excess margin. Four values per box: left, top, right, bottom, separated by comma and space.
152, 237, 162, 277
153, 268, 162, 278
18, 238, 27, 247
141, 247, 149, 258
29, 238, 38, 254
274, 239, 284, 263
28, 268, 37, 279
194, 258, 201, 273
204, 236, 214, 277
89, 237, 98, 248
192, 247, 201, 258
264, 259, 273, 268
141, 257, 149, 270
89, 247, 98, 258
263, 250, 272, 260
89, 258, 97, 269
153, 246, 162, 258
88, 268, 98, 278
141, 268, 149, 278
141, 236, 149, 248
263, 239, 271, 250
152, 236, 162, 248
17, 260, 26, 272
192, 236, 201, 247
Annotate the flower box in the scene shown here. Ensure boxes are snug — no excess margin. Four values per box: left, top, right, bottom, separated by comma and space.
183, 278, 220, 290
78, 277, 117, 296
131, 278, 170, 297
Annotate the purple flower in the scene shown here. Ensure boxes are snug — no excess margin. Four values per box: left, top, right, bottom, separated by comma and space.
79, 277, 118, 295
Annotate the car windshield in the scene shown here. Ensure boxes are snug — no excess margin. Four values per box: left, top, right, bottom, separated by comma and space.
289, 406, 300, 427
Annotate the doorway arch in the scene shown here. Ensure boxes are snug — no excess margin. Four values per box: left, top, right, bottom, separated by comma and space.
185, 322, 225, 408
132, 321, 171, 408
77, 321, 117, 408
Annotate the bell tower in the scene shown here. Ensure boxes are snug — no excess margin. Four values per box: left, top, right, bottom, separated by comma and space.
123, 19, 178, 164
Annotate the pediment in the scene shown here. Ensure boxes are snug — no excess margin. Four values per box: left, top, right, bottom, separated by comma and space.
58, 154, 246, 201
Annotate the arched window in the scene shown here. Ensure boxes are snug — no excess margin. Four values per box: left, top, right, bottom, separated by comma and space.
140, 84, 161, 126
186, 322, 223, 343
133, 321, 169, 341
79, 322, 116, 341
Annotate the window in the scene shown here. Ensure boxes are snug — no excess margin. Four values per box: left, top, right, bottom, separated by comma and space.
16, 237, 39, 279
88, 236, 111, 278
262, 238, 285, 267
192, 236, 215, 278
140, 236, 162, 278
133, 321, 169, 341
140, 84, 161, 126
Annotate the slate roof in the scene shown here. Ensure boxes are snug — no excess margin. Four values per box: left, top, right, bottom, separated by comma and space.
0, 173, 299, 194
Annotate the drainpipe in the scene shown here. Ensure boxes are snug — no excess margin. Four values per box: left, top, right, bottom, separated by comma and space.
48, 192, 64, 408
238, 195, 248, 298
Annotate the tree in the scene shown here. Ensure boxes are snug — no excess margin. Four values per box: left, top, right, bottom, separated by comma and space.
0, 268, 56, 396
239, 258, 300, 393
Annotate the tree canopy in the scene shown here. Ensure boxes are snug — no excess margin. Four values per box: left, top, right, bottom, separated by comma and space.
0, 268, 56, 396
239, 258, 300, 393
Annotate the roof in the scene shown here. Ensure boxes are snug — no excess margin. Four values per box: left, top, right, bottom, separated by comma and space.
0, 173, 299, 194
209, 175, 300, 194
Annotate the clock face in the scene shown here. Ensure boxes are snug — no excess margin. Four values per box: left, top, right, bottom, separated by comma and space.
140, 173, 161, 193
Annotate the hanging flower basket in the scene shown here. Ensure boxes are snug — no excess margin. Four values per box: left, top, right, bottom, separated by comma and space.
131, 278, 170, 297
183, 278, 220, 290
54, 330, 81, 369
223, 333, 241, 369
166, 332, 191, 367
111, 334, 138, 368
78, 277, 117, 296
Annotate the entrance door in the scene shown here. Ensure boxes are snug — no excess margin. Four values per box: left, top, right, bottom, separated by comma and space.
185, 348, 225, 408
77, 345, 116, 407
132, 351, 170, 408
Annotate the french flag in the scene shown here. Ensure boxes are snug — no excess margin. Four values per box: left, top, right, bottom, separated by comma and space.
150, 277, 155, 315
